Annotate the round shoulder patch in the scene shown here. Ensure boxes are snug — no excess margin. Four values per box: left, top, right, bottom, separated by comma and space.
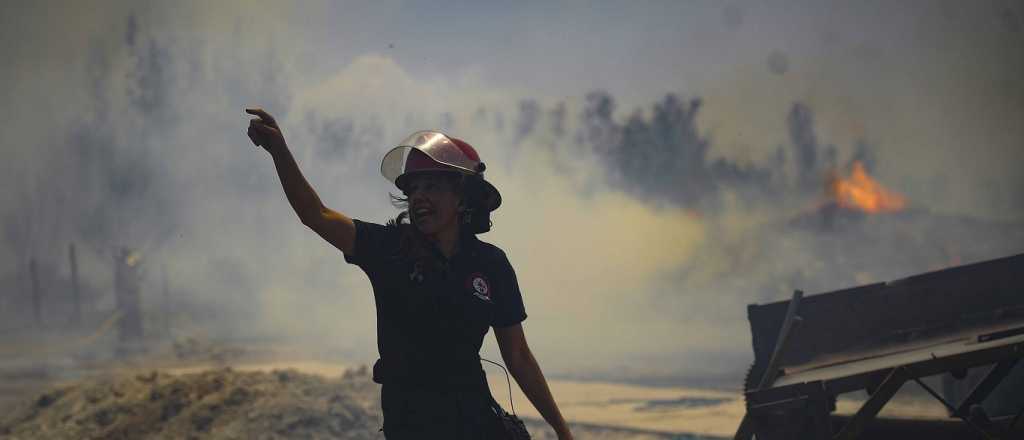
465, 272, 491, 301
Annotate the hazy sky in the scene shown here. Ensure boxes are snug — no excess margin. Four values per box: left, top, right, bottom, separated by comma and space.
2, 1, 1022, 383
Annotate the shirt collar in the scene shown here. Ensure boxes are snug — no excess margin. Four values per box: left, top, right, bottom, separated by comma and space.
456, 233, 482, 260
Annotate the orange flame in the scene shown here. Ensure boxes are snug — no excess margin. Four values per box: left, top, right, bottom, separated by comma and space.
827, 161, 906, 213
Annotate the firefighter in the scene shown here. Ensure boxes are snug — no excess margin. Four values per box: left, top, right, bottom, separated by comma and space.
246, 108, 572, 439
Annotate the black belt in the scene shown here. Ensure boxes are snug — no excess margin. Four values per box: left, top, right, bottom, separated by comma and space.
372, 358, 489, 390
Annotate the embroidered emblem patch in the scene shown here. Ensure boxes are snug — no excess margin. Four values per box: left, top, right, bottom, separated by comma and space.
466, 272, 491, 301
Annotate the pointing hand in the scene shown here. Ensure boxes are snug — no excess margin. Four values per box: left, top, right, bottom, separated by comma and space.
246, 108, 286, 154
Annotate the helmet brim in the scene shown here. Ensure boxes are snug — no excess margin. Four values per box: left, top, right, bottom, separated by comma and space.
381, 132, 502, 212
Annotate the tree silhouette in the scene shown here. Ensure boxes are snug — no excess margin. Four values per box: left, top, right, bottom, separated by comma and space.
787, 102, 820, 191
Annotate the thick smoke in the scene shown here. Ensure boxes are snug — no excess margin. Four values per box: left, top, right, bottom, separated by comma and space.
2, 1, 1022, 388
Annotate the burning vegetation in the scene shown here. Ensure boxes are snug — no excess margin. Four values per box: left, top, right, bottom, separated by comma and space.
826, 161, 906, 214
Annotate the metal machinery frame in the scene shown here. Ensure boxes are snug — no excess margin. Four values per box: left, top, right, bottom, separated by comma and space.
734, 254, 1024, 440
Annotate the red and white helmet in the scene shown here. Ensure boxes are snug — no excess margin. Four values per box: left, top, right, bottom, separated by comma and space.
380, 131, 501, 212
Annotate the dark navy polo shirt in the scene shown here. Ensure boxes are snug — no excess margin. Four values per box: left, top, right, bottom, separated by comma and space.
343, 219, 527, 389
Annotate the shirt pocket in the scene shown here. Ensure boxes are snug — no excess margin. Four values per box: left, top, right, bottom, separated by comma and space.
456, 281, 496, 330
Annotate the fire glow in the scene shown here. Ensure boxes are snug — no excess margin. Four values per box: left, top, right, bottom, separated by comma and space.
827, 161, 906, 214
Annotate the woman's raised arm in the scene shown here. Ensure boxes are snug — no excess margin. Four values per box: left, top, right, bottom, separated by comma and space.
246, 108, 356, 255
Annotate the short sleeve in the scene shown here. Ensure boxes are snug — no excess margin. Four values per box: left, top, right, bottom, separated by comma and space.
343, 219, 394, 268
491, 253, 527, 328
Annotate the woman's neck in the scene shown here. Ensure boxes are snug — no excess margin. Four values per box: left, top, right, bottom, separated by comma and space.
426, 226, 460, 259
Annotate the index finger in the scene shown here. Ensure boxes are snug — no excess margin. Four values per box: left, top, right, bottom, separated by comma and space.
245, 108, 275, 123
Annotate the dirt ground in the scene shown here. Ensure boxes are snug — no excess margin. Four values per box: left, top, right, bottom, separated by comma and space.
0, 367, 382, 440
0, 365, 711, 440
0, 323, 733, 440
2, 333, 949, 440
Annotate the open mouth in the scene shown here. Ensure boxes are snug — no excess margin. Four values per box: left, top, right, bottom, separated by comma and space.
412, 206, 434, 220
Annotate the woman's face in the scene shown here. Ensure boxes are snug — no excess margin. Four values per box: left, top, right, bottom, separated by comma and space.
405, 173, 462, 236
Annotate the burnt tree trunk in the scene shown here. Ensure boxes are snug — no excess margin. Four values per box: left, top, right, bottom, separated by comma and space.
69, 243, 81, 325
114, 248, 143, 350
161, 265, 170, 338
29, 258, 41, 327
